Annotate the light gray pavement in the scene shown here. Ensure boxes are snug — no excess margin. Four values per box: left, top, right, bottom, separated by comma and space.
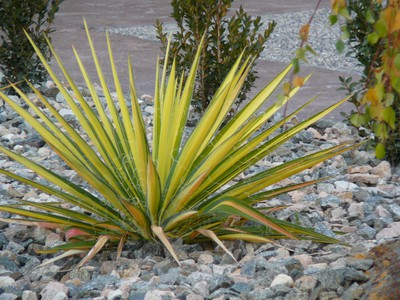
50, 0, 357, 120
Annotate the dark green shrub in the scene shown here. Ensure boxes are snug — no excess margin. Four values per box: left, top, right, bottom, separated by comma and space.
337, 0, 399, 163
155, 0, 275, 113
0, 0, 63, 92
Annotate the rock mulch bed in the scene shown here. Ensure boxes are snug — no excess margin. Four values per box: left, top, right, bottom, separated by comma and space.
101, 8, 360, 73
0, 82, 399, 300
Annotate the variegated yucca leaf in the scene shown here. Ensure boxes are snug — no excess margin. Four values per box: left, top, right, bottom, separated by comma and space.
0, 21, 358, 266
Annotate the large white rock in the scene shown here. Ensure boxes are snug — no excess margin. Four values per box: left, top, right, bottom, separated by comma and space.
58, 108, 74, 117
0, 276, 16, 288
144, 106, 155, 114
107, 289, 123, 300
270, 273, 294, 288
334, 180, 359, 191
40, 282, 68, 300
22, 290, 38, 300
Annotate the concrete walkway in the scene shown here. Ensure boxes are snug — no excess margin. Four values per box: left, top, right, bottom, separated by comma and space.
51, 0, 356, 120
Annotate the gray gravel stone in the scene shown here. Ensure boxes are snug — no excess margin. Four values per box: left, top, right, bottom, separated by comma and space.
231, 282, 252, 293
0, 294, 18, 300
319, 195, 342, 209
21, 290, 37, 300
343, 267, 369, 282
346, 258, 374, 271
319, 291, 339, 300
318, 269, 345, 290
389, 204, 400, 220
247, 288, 276, 300
19, 256, 40, 275
158, 273, 179, 285
342, 282, 364, 300
80, 275, 120, 292
284, 289, 309, 300
152, 260, 175, 276
5, 241, 24, 254
240, 261, 257, 277
0, 257, 19, 273
273, 284, 293, 297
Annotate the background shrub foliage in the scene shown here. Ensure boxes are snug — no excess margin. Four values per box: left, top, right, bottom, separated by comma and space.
155, 0, 276, 113
0, 0, 63, 91
335, 0, 400, 163
0, 23, 357, 265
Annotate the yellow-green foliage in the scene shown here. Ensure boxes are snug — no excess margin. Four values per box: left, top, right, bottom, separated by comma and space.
0, 23, 357, 266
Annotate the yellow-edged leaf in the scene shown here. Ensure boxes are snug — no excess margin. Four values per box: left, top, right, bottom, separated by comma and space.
203, 198, 297, 239
162, 171, 209, 218
163, 211, 198, 232
128, 57, 150, 192
147, 158, 161, 224
217, 233, 273, 243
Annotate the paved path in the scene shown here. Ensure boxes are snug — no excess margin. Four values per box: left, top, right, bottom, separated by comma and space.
51, 0, 356, 120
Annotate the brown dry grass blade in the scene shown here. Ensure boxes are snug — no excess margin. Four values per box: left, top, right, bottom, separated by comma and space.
197, 229, 237, 262
38, 249, 87, 268
116, 235, 127, 261
151, 225, 181, 266
77, 235, 110, 268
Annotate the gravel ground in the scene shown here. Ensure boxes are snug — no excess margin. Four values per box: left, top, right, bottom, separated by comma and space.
99, 8, 361, 74
0, 80, 399, 299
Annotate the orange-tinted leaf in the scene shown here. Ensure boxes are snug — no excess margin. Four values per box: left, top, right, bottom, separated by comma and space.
293, 76, 305, 88
66, 228, 89, 241
38, 222, 64, 229
283, 82, 291, 95
331, 0, 346, 14
363, 88, 380, 105
392, 11, 400, 33
299, 24, 310, 42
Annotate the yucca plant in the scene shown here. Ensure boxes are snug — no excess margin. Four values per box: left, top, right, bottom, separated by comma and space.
0, 22, 357, 267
